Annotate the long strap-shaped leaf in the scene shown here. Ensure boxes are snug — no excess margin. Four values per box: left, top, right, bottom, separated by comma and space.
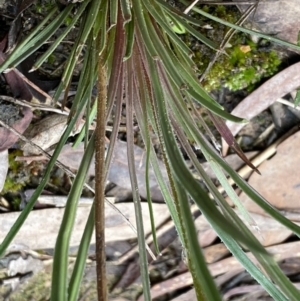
50, 133, 95, 301
125, 56, 152, 300
148, 56, 260, 299
171, 118, 288, 300
134, 0, 246, 123
157, 59, 300, 300
166, 79, 300, 299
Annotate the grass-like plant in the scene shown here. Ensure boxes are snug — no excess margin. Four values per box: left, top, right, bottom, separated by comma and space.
1, 1, 300, 300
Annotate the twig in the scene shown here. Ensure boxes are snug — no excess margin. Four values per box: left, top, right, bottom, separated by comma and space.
276, 97, 300, 111
12, 68, 54, 104
253, 123, 275, 146
184, 0, 200, 14
0, 95, 69, 115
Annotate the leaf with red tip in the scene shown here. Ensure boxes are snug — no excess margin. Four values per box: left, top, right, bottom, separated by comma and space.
208, 111, 260, 174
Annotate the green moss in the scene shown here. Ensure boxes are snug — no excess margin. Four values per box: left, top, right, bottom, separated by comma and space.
64, 15, 73, 26
8, 269, 51, 301
34, 0, 55, 15
181, 5, 281, 92
203, 44, 281, 92
2, 150, 30, 195
3, 177, 24, 194
46, 53, 56, 65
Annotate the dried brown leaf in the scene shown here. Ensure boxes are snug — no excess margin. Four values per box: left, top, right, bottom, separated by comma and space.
0, 36, 53, 104
226, 62, 300, 136
0, 107, 33, 151
21, 115, 83, 155
223, 62, 300, 154
0, 52, 32, 102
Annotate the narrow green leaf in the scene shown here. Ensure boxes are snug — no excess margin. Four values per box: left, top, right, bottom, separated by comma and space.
68, 203, 95, 301
120, 0, 132, 24
143, 11, 230, 117
96, 0, 109, 55
67, 33, 96, 119
143, 0, 192, 56
131, 0, 158, 57
169, 11, 217, 50
215, 225, 290, 301
53, 11, 89, 101
32, 1, 89, 71
78, 0, 101, 45
175, 180, 222, 301
73, 98, 97, 148
190, 3, 300, 52
294, 90, 300, 107
50, 133, 95, 301
109, 0, 118, 29
125, 58, 152, 301
133, 66, 160, 253
0, 5, 58, 72
172, 119, 290, 300
123, 18, 135, 61
2, 4, 74, 70
0, 80, 91, 257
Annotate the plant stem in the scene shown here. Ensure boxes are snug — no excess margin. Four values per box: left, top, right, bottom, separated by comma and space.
95, 39, 107, 300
